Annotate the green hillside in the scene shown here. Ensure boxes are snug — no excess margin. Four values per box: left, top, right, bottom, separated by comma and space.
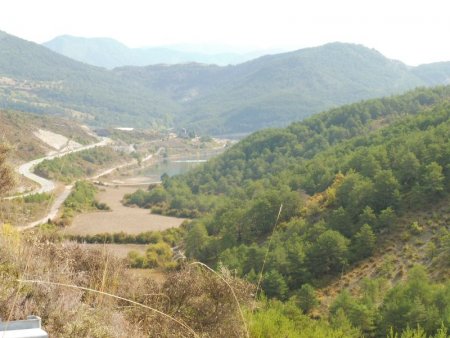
1, 87, 449, 337
179, 43, 426, 133
115, 43, 430, 134
124, 86, 450, 335
0, 31, 178, 126
4, 30, 450, 135
413, 61, 450, 85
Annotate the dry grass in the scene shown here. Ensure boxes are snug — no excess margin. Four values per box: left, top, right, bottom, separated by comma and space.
0, 225, 254, 337
18, 279, 199, 337
0, 144, 15, 196
79, 243, 148, 258
0, 198, 50, 226
0, 110, 96, 163
191, 261, 250, 338
7, 175, 39, 196
126, 268, 167, 285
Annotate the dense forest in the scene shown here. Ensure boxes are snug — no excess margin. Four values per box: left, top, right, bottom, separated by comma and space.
124, 86, 450, 336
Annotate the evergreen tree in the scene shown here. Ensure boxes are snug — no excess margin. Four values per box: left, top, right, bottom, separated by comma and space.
395, 151, 421, 188
329, 207, 354, 237
330, 290, 376, 334
420, 162, 445, 198
373, 170, 401, 212
378, 207, 396, 229
262, 270, 289, 300
358, 206, 377, 228
297, 283, 319, 314
185, 223, 209, 259
308, 230, 349, 276
351, 224, 376, 261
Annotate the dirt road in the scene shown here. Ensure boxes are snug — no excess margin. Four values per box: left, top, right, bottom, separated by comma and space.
5, 137, 112, 229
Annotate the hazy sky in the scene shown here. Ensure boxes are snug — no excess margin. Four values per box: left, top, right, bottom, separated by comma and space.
2, 0, 450, 65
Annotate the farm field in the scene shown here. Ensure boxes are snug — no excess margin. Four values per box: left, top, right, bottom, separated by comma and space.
64, 186, 184, 235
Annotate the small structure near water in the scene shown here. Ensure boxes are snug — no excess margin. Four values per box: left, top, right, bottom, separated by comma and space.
0, 316, 48, 338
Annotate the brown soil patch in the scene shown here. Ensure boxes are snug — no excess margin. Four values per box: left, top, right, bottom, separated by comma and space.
64, 186, 184, 235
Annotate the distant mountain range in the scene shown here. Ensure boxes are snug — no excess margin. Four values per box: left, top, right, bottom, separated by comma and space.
113, 43, 450, 133
1, 30, 450, 134
43, 36, 275, 68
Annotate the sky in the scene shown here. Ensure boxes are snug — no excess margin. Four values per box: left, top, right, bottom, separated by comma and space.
1, 0, 450, 65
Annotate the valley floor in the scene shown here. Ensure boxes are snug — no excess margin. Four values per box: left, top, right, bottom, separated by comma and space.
63, 186, 184, 235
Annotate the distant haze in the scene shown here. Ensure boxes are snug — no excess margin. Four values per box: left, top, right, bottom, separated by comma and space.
43, 36, 283, 68
1, 0, 450, 66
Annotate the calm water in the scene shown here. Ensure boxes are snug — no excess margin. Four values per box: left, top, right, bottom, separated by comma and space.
138, 151, 220, 181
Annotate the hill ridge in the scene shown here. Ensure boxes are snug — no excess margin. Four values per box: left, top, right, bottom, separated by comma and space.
1, 30, 450, 133
43, 35, 268, 68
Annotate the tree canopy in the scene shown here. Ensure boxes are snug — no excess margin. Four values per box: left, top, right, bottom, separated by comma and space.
125, 87, 450, 300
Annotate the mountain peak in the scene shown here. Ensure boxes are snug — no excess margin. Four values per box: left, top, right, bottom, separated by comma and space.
45, 35, 129, 47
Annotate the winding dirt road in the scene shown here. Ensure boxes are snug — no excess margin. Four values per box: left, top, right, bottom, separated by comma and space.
5, 138, 112, 230
5, 142, 173, 230
7, 138, 111, 200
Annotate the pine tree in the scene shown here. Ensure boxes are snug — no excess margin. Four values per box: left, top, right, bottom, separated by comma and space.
351, 224, 377, 261
420, 162, 444, 198
185, 223, 209, 259
297, 283, 319, 314
262, 270, 288, 300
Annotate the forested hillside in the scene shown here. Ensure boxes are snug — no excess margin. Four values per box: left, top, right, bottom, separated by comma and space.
0, 31, 179, 127
115, 42, 427, 134
125, 86, 450, 336
412, 61, 450, 85
4, 30, 450, 134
